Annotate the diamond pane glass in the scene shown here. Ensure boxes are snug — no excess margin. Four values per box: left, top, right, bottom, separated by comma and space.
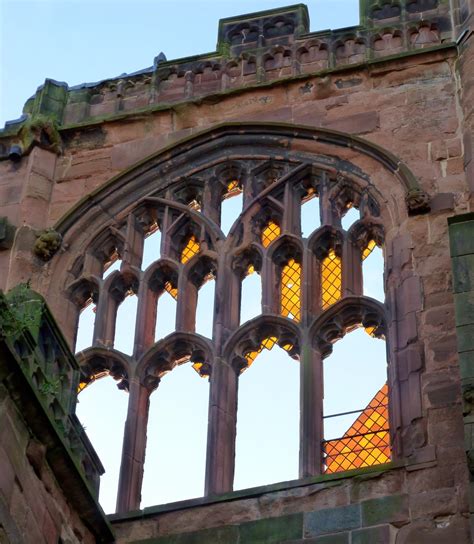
180, 235, 200, 264
280, 259, 301, 322
164, 281, 178, 300
362, 239, 377, 261
261, 221, 281, 248
321, 250, 342, 309
323, 384, 390, 473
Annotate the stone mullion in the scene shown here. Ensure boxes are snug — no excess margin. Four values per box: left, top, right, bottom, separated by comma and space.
93, 287, 118, 348
300, 337, 324, 478
301, 248, 321, 326
204, 356, 239, 495
261, 254, 279, 315
116, 378, 152, 513
319, 172, 338, 228
282, 183, 300, 235
342, 236, 363, 298
133, 281, 158, 359
202, 176, 221, 225
176, 269, 198, 332
123, 214, 144, 269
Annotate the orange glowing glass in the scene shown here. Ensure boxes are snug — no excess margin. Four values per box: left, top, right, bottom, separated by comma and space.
181, 235, 200, 264
243, 336, 278, 369
227, 180, 240, 193
362, 239, 377, 261
280, 259, 301, 321
164, 281, 178, 300
261, 221, 281, 248
323, 384, 390, 474
321, 250, 342, 309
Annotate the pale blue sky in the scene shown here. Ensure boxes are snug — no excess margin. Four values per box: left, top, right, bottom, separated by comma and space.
1, 0, 389, 515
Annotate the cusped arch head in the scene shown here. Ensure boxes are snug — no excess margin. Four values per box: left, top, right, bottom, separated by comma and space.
144, 258, 179, 293
137, 331, 215, 389
267, 234, 303, 265
310, 297, 386, 359
76, 347, 131, 392
308, 226, 344, 260
232, 243, 264, 280
224, 314, 301, 374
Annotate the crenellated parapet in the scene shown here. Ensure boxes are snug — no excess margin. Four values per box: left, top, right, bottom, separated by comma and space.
0, 1, 454, 156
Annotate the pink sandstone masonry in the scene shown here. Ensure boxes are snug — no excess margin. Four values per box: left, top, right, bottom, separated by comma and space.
0, 1, 474, 543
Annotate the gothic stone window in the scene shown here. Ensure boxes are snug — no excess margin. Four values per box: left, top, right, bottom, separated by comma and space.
60, 125, 426, 513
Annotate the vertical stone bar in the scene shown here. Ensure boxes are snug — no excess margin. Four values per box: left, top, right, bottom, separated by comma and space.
133, 281, 157, 359
205, 357, 239, 495
300, 339, 323, 478
116, 378, 152, 513
343, 239, 363, 297
449, 212, 474, 531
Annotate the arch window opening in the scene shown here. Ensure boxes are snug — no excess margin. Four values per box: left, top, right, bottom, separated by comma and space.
181, 235, 200, 264
321, 250, 342, 309
76, 376, 128, 514
154, 284, 178, 341
195, 275, 215, 338
280, 259, 301, 321
240, 265, 262, 325
362, 241, 385, 302
261, 220, 281, 248
234, 343, 299, 490
114, 293, 138, 354
221, 181, 243, 235
75, 301, 96, 352
142, 227, 162, 270
341, 204, 360, 231
141, 362, 209, 507
322, 327, 390, 474
301, 192, 321, 238
103, 253, 122, 279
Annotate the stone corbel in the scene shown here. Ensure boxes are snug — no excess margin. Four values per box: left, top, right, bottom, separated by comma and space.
33, 228, 62, 261
405, 187, 431, 215
0, 217, 16, 250
18, 114, 63, 156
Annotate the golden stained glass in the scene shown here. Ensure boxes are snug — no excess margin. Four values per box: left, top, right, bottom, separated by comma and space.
280, 259, 301, 321
261, 221, 281, 248
227, 180, 240, 193
164, 281, 178, 300
323, 384, 390, 474
365, 326, 376, 337
362, 239, 377, 261
77, 370, 109, 394
192, 361, 210, 378
247, 264, 255, 275
244, 336, 278, 368
181, 235, 200, 264
321, 250, 342, 309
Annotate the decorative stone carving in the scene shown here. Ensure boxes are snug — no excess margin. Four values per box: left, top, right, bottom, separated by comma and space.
0, 216, 16, 250
19, 114, 62, 156
405, 188, 431, 215
33, 229, 62, 261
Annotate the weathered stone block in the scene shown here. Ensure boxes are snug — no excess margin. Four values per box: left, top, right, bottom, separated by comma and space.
137, 525, 240, 544
454, 292, 474, 327
304, 505, 361, 537
452, 255, 474, 293
457, 324, 474, 352
361, 494, 409, 526
239, 513, 303, 543
449, 219, 474, 257
352, 524, 395, 544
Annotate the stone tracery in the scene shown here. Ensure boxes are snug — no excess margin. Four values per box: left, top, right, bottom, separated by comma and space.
49, 123, 428, 512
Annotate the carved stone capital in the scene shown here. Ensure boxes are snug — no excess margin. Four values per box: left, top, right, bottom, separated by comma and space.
33, 229, 62, 261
